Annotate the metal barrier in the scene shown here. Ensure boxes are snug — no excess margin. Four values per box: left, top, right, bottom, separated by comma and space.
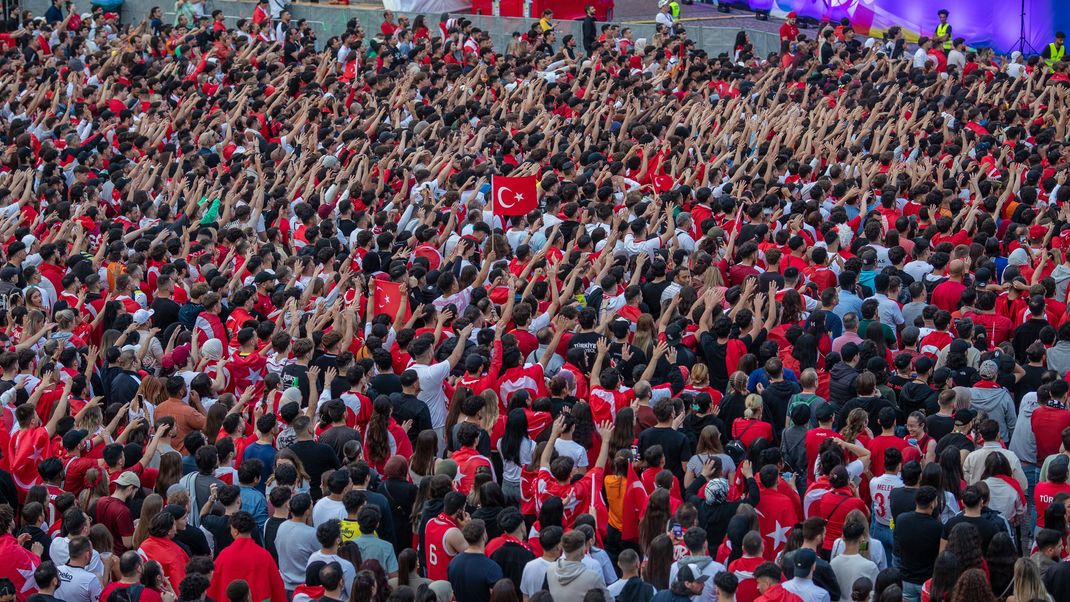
23, 0, 779, 57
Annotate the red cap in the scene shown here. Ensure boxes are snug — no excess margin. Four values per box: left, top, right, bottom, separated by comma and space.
1029, 225, 1047, 239
787, 11, 797, 18
104, 12, 118, 20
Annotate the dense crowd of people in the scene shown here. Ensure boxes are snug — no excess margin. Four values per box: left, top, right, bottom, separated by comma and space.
0, 2, 1068, 602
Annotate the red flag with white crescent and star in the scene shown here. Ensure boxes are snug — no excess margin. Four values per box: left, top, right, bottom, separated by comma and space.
226, 351, 268, 396
8, 426, 53, 494
372, 279, 410, 320
491, 175, 538, 217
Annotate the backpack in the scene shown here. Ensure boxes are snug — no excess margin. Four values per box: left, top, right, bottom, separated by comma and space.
106, 584, 144, 602
725, 421, 756, 463
179, 472, 204, 528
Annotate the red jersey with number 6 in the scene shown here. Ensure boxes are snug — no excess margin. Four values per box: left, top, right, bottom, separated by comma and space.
424, 513, 459, 581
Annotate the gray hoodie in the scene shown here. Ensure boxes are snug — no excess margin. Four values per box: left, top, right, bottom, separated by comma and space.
547, 559, 610, 602
669, 555, 726, 602
1046, 340, 1070, 376
969, 384, 1017, 443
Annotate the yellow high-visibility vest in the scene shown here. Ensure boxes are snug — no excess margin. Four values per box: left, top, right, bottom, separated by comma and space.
936, 23, 951, 49
1046, 42, 1066, 71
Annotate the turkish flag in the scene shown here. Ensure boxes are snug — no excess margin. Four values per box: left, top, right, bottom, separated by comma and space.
755, 488, 798, 560
8, 426, 54, 493
372, 279, 410, 320
226, 351, 268, 396
492, 175, 538, 217
0, 531, 40, 602
620, 463, 649, 542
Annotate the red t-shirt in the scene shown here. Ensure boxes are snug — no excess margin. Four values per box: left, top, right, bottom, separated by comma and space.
813, 488, 868, 550
805, 427, 843, 476
1032, 406, 1070, 461
95, 496, 135, 554
866, 435, 909, 476
100, 583, 163, 602
1036, 481, 1070, 528
732, 418, 774, 449
931, 280, 967, 313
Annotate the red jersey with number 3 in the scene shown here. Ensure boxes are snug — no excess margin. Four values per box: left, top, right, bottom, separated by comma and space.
424, 513, 459, 581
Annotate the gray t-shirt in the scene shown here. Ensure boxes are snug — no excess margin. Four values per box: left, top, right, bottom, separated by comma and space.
276, 520, 321, 590
687, 453, 735, 480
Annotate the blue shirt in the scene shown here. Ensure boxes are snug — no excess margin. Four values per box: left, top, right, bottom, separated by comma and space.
242, 442, 277, 488
833, 291, 863, 320
354, 534, 398, 575
748, 367, 799, 393
448, 552, 503, 602
239, 485, 269, 532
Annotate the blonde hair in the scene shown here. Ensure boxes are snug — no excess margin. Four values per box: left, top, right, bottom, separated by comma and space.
729, 371, 749, 395
480, 389, 499, 431
690, 364, 710, 387
1011, 557, 1048, 602
841, 408, 869, 443
633, 314, 657, 356
744, 394, 763, 419
842, 509, 873, 560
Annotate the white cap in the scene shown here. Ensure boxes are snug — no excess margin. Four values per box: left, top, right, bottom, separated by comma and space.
202, 338, 224, 361
132, 308, 154, 324
658, 0, 669, 7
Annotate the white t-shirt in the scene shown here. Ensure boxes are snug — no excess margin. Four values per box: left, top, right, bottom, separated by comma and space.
869, 474, 903, 526
307, 552, 356, 598
56, 564, 103, 602
411, 360, 452, 428
913, 47, 933, 69
498, 437, 535, 483
829, 553, 879, 602
520, 557, 554, 598
312, 496, 347, 526
554, 438, 589, 469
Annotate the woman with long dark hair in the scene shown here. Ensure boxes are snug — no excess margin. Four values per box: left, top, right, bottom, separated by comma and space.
382, 455, 418, 556
638, 489, 673, 555
949, 568, 996, 602
945, 523, 986, 576
606, 407, 636, 462
528, 496, 564, 557
409, 430, 439, 485
920, 463, 959, 522
497, 409, 533, 504
921, 551, 959, 602
986, 531, 1017, 597
641, 534, 674, 591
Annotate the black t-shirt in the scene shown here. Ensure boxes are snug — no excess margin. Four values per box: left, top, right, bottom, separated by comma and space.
941, 513, 1001, 551
448, 552, 503, 602
609, 342, 646, 387
935, 431, 976, 459
264, 515, 286, 562
391, 393, 433, 446
319, 426, 361, 463
288, 440, 340, 499
926, 414, 955, 442
567, 332, 605, 370
281, 363, 310, 401
699, 332, 729, 392
836, 395, 895, 433
642, 280, 672, 319
368, 373, 402, 398
637, 426, 693, 491
150, 297, 181, 332
889, 486, 917, 522
893, 511, 942, 584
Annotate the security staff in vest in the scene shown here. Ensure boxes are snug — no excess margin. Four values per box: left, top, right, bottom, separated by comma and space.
1043, 32, 1066, 71
669, 0, 681, 21
934, 9, 952, 51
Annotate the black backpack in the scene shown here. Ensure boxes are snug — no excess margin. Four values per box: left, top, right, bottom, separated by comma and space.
106, 584, 144, 602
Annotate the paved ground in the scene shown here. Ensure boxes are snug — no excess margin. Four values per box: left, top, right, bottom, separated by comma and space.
611, 0, 786, 33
